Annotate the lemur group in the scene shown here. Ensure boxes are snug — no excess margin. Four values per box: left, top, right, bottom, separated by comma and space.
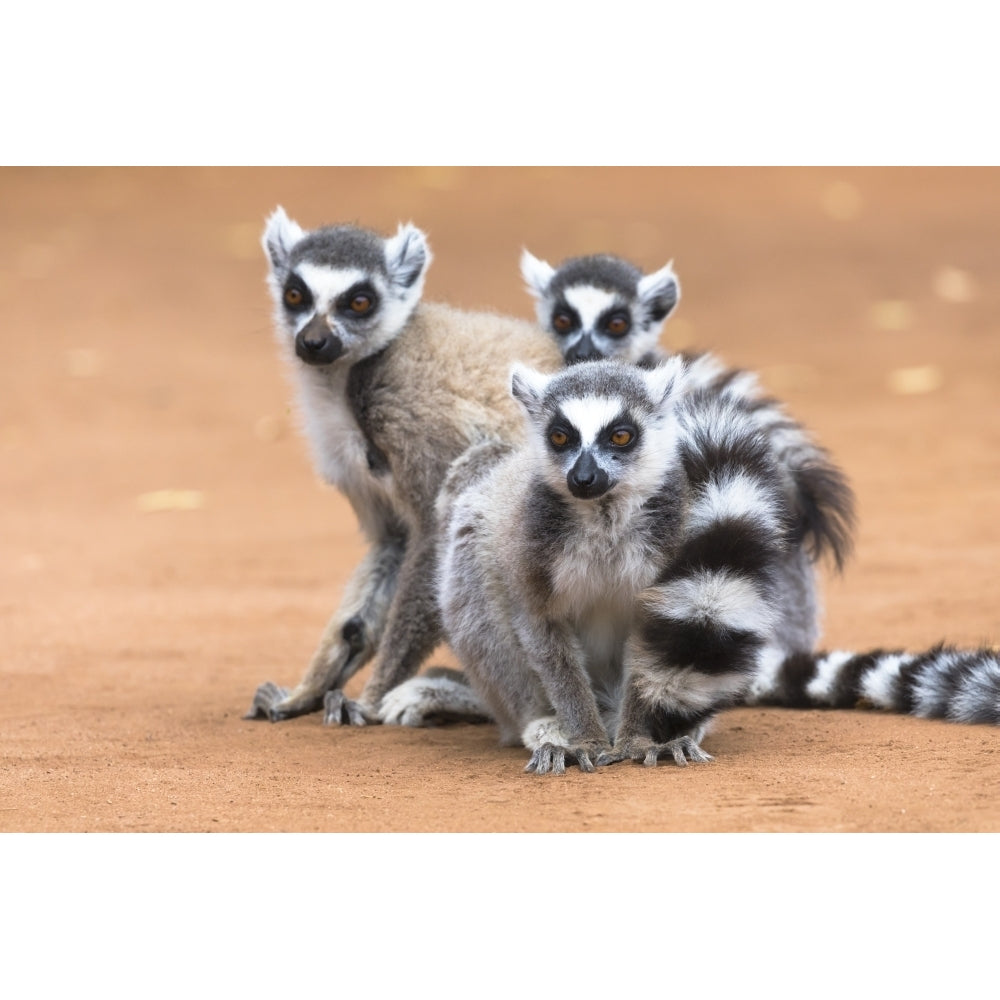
245, 208, 1000, 775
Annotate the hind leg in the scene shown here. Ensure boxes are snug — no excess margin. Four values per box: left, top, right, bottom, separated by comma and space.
245, 537, 403, 721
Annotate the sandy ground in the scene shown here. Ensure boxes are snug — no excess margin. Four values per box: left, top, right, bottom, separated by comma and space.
2, 166, 999, 833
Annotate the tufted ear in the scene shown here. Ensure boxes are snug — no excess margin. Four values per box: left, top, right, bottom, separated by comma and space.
384, 222, 432, 291
643, 353, 686, 407
510, 362, 552, 420
262, 206, 305, 273
637, 260, 680, 323
520, 248, 556, 301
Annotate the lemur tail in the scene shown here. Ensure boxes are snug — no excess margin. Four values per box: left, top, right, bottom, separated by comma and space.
747, 644, 1000, 725
682, 353, 856, 572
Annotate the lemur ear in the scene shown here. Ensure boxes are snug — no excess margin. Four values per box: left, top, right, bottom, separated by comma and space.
520, 249, 556, 300
385, 223, 432, 290
643, 353, 686, 406
262, 206, 305, 272
637, 260, 680, 323
510, 363, 551, 417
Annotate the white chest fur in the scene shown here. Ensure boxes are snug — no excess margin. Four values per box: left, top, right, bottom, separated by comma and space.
293, 364, 396, 534
548, 503, 660, 619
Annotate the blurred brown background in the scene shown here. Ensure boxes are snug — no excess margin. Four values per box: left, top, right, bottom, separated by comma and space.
2, 166, 999, 831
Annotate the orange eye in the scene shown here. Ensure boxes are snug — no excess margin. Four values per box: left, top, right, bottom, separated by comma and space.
550, 430, 569, 447
349, 293, 372, 314
552, 312, 573, 334
606, 315, 630, 336
610, 429, 633, 447
284, 287, 303, 308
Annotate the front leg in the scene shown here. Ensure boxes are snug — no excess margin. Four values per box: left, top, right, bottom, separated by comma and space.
244, 537, 404, 721
598, 670, 717, 768
516, 622, 612, 775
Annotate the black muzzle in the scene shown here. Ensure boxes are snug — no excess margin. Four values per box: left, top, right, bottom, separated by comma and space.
295, 320, 344, 366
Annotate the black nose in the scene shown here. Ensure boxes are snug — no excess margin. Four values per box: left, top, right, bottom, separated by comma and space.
564, 334, 605, 365
567, 451, 610, 499
295, 328, 344, 365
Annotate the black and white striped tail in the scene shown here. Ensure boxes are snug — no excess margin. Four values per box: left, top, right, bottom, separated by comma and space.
748, 645, 1000, 725
611, 393, 794, 753
680, 353, 856, 572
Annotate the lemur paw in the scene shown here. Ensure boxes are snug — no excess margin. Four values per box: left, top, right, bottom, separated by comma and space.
243, 682, 323, 722
597, 735, 713, 768
323, 689, 378, 726
378, 674, 491, 727
524, 741, 610, 775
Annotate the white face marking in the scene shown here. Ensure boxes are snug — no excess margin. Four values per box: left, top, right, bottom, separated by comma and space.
559, 395, 626, 447
295, 263, 368, 323
563, 285, 620, 335
648, 570, 772, 634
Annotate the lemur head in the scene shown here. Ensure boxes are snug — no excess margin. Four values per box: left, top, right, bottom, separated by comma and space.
510, 357, 685, 502
520, 250, 680, 365
261, 206, 431, 367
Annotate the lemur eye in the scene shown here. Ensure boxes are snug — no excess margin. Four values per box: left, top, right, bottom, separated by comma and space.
284, 287, 304, 308
605, 314, 630, 337
552, 312, 574, 334
549, 429, 570, 448
337, 286, 377, 317
610, 428, 634, 447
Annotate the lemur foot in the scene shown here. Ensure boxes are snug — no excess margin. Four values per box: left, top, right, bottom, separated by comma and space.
524, 741, 610, 775
379, 673, 491, 727
243, 682, 323, 722
597, 735, 713, 768
323, 689, 378, 726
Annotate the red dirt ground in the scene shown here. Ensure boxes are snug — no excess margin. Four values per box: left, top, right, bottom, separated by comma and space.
3, 166, 999, 833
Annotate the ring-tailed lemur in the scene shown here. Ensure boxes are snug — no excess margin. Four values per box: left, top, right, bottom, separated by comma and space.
380, 357, 1000, 770
245, 208, 561, 725
519, 248, 855, 572
514, 250, 1000, 731
386, 245, 843, 754
520, 250, 680, 367
428, 356, 796, 772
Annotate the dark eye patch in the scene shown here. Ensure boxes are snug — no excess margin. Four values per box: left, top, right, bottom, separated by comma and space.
551, 302, 581, 335
282, 275, 313, 312
545, 418, 579, 451
601, 411, 639, 451
599, 305, 632, 337
336, 281, 379, 317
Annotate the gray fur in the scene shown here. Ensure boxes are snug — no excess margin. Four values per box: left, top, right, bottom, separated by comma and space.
246, 207, 561, 724
291, 226, 390, 277
548, 254, 642, 298
523, 250, 855, 570
521, 248, 679, 364
435, 357, 797, 772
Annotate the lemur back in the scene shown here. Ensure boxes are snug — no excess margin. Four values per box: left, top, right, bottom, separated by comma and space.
246, 208, 561, 725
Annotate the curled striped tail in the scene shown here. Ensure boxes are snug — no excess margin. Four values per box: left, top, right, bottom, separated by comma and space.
748, 644, 1000, 725
681, 353, 856, 572
603, 394, 794, 765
